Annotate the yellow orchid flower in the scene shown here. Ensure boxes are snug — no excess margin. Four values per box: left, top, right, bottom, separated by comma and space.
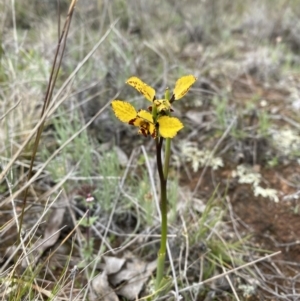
126, 75, 197, 110
111, 100, 183, 138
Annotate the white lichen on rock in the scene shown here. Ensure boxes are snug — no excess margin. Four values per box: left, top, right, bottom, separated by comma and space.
253, 186, 279, 202
180, 141, 224, 172
233, 164, 279, 202
272, 128, 300, 156
233, 164, 261, 186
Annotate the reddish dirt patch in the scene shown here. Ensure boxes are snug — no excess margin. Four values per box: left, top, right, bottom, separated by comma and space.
232, 164, 300, 263
186, 162, 300, 271
181, 162, 300, 298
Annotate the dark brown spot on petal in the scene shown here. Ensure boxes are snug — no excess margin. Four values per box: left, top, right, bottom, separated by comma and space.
129, 118, 137, 125
139, 128, 148, 137
151, 129, 157, 139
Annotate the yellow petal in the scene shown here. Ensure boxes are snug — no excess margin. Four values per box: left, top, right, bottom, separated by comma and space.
131, 110, 156, 137
173, 75, 197, 100
137, 110, 154, 123
157, 116, 183, 138
111, 100, 137, 123
137, 110, 156, 137
126, 77, 156, 102
130, 110, 152, 127
149, 123, 156, 138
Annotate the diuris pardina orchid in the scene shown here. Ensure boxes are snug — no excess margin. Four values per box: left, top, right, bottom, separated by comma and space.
111, 75, 196, 138
111, 75, 196, 295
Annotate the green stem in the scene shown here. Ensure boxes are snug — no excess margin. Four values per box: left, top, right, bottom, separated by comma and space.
152, 103, 158, 122
154, 88, 173, 292
155, 137, 168, 291
163, 88, 171, 179
163, 138, 171, 179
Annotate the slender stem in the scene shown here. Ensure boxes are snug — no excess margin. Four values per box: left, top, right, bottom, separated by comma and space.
156, 137, 165, 184
163, 138, 171, 179
163, 88, 171, 179
152, 103, 158, 121
165, 87, 170, 102
86, 208, 90, 251
155, 87, 174, 292
155, 136, 168, 291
